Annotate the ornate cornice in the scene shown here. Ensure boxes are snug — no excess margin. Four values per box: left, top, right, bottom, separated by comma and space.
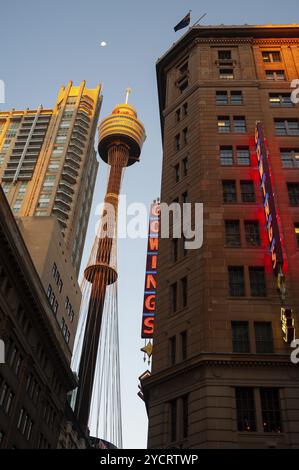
253, 38, 299, 45
194, 37, 253, 45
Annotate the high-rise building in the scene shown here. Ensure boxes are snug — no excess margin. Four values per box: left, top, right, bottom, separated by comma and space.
143, 25, 299, 448
0, 81, 102, 274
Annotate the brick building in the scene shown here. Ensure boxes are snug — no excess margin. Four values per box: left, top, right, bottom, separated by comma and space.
143, 25, 299, 449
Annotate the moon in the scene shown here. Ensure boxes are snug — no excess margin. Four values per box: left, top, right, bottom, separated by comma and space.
100, 41, 107, 47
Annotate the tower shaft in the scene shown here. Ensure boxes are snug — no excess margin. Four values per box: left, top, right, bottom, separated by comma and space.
75, 143, 128, 429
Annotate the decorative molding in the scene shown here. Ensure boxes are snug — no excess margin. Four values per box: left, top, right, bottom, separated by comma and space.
253, 39, 299, 46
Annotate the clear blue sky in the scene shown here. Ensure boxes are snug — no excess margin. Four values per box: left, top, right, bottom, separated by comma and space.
1, 0, 298, 449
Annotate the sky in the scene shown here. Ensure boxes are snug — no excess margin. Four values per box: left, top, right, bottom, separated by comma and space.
1, 0, 298, 449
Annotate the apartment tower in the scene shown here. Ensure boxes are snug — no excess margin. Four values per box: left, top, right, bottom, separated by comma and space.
0, 81, 102, 274
143, 25, 299, 449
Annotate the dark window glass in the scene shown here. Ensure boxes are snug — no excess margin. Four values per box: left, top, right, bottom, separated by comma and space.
295, 223, 299, 247
225, 220, 241, 247
237, 147, 250, 166
170, 283, 177, 313
181, 331, 187, 361
218, 116, 230, 133
172, 238, 178, 263
182, 191, 188, 204
183, 102, 188, 116
287, 183, 299, 205
223, 180, 237, 203
228, 267, 245, 297
231, 91, 243, 105
175, 134, 180, 151
254, 322, 273, 353
232, 321, 250, 353
245, 221, 260, 246
170, 400, 177, 442
182, 395, 189, 438
216, 91, 228, 105
182, 157, 188, 176
219, 69, 234, 79
220, 146, 233, 166
260, 389, 282, 433
175, 164, 180, 183
218, 50, 232, 60
181, 277, 188, 308
241, 180, 255, 202
176, 108, 181, 122
235, 388, 256, 432
183, 128, 188, 145
249, 267, 266, 297
169, 336, 176, 365
280, 149, 299, 168
234, 116, 246, 133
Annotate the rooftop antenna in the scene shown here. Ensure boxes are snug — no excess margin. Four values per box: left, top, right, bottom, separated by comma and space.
125, 87, 132, 104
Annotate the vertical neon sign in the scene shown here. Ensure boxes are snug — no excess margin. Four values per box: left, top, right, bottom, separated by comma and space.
255, 122, 284, 275
141, 202, 160, 339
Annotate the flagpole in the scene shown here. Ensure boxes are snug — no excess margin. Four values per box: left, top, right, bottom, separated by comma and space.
191, 13, 207, 28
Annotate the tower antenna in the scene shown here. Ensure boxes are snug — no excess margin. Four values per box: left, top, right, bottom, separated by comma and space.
125, 87, 132, 104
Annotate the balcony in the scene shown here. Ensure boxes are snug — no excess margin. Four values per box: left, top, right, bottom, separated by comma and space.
55, 197, 71, 210
66, 155, 80, 168
62, 168, 77, 184
68, 144, 83, 157
58, 180, 74, 194
72, 129, 87, 141
53, 205, 69, 219
56, 188, 73, 202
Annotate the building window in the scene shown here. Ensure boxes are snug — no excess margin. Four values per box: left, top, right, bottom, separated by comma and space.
235, 388, 256, 432
245, 221, 260, 246
181, 277, 188, 308
218, 116, 230, 133
174, 164, 180, 183
231, 91, 243, 105
287, 183, 299, 205
183, 128, 188, 145
275, 119, 299, 136
223, 180, 237, 203
237, 147, 250, 166
170, 283, 177, 313
254, 322, 273, 353
183, 102, 188, 116
219, 69, 234, 79
228, 266, 245, 297
170, 400, 177, 442
169, 336, 176, 365
220, 146, 233, 166
266, 70, 285, 81
249, 267, 266, 297
181, 331, 187, 361
175, 134, 180, 151
260, 389, 282, 433
269, 93, 292, 107
175, 108, 181, 122
216, 91, 228, 105
240, 180, 255, 203
0, 430, 5, 446
182, 395, 189, 438
280, 149, 299, 168
182, 191, 188, 204
262, 51, 281, 63
232, 321, 250, 353
233, 116, 246, 133
295, 223, 299, 247
182, 157, 188, 176
225, 220, 241, 247
218, 50, 232, 61
172, 238, 178, 263
12, 199, 23, 214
